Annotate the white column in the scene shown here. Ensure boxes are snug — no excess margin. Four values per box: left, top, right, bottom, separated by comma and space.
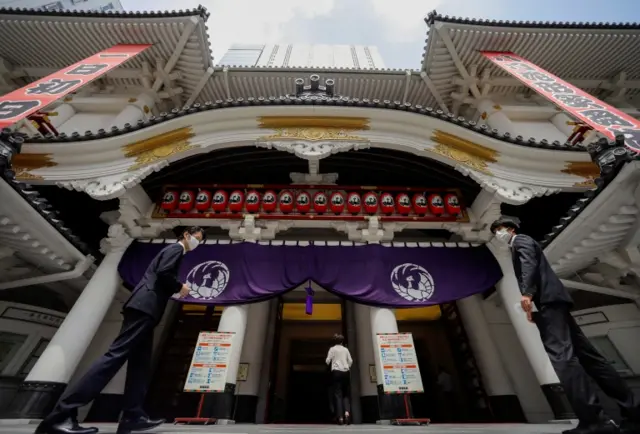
550, 112, 576, 137
355, 303, 377, 397
370, 308, 398, 389
26, 226, 132, 384
109, 93, 154, 130
487, 242, 559, 387
48, 104, 76, 128
457, 294, 516, 397
477, 99, 516, 135
218, 305, 249, 390
237, 301, 270, 397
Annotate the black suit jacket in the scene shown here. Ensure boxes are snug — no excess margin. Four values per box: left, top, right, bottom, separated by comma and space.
511, 234, 573, 306
123, 242, 184, 322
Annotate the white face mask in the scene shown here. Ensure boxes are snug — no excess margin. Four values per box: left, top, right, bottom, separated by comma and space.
186, 235, 200, 251
495, 229, 512, 245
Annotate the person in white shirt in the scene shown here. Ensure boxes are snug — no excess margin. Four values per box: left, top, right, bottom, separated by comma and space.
326, 333, 353, 425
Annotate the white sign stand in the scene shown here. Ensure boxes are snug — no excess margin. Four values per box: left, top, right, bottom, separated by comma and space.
375, 333, 429, 426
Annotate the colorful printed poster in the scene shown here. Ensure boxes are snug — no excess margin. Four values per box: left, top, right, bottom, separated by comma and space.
183, 331, 234, 393
375, 333, 424, 394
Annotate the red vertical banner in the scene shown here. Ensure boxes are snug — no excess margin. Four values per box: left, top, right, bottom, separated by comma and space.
0, 44, 151, 129
481, 51, 640, 153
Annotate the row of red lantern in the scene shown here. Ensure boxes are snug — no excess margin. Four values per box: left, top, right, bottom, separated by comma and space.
160, 189, 463, 216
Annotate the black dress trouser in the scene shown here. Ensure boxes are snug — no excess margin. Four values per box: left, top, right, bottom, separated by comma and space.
331, 370, 351, 419
534, 303, 639, 424
43, 309, 156, 425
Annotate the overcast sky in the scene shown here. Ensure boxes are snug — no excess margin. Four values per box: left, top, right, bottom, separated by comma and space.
122, 0, 640, 69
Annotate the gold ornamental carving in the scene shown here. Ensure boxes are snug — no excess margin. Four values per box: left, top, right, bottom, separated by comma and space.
12, 152, 57, 181
257, 116, 370, 143
562, 161, 600, 188
259, 127, 366, 142
429, 130, 498, 175
122, 127, 196, 171
258, 116, 370, 130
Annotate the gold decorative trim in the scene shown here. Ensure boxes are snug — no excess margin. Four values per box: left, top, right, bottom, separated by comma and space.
573, 178, 597, 188
429, 130, 499, 174
259, 127, 366, 142
562, 162, 600, 178
14, 171, 44, 181
11, 153, 57, 181
258, 116, 370, 130
122, 127, 196, 171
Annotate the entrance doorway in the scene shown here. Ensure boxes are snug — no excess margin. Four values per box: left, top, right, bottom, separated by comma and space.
266, 292, 347, 424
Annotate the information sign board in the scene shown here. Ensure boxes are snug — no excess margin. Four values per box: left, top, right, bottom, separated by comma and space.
375, 333, 423, 394
183, 331, 234, 393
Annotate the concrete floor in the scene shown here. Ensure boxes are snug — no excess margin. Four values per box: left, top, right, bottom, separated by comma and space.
0, 422, 577, 434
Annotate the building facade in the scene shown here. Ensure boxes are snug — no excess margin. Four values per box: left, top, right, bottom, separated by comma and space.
0, 6, 639, 427
218, 44, 386, 69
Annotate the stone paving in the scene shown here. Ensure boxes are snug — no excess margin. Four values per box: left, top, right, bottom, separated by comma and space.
0, 422, 577, 434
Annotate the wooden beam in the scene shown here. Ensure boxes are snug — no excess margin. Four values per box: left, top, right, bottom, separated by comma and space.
434, 22, 482, 100
419, 71, 448, 112
151, 16, 199, 93
560, 278, 640, 300
184, 67, 214, 107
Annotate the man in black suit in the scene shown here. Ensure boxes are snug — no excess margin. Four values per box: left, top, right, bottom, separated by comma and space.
491, 218, 639, 434
37, 226, 205, 434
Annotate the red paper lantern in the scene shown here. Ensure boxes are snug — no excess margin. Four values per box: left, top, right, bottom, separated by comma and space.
396, 193, 411, 215
245, 190, 260, 213
195, 190, 212, 212
428, 194, 445, 216
211, 190, 228, 213
279, 190, 294, 213
161, 190, 179, 211
178, 190, 195, 212
346, 192, 362, 215
262, 190, 277, 213
296, 191, 311, 214
412, 193, 428, 216
363, 192, 378, 215
379, 193, 395, 215
228, 190, 245, 213
445, 193, 462, 216
329, 191, 345, 215
313, 192, 328, 214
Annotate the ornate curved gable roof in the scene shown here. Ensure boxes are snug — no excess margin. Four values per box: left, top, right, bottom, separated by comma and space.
421, 10, 640, 110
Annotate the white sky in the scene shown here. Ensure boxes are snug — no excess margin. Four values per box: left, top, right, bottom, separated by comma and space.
122, 0, 640, 69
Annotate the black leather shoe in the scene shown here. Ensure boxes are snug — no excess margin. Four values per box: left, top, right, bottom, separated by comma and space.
37, 417, 98, 434
116, 416, 165, 434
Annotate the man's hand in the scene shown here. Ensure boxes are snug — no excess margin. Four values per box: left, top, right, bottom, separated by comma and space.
521, 294, 534, 323
178, 284, 190, 298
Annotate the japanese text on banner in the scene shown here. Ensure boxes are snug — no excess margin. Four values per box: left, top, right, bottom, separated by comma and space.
0, 44, 151, 129
482, 51, 640, 153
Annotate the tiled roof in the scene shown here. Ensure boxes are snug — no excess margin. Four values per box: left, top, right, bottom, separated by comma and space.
421, 10, 640, 110
540, 136, 638, 249
426, 10, 640, 29
0, 171, 92, 257
23, 94, 587, 153
0, 6, 209, 20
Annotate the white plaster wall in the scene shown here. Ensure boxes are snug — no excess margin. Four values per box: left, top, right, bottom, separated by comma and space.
0, 301, 64, 378
58, 113, 117, 136
572, 303, 640, 375
481, 300, 553, 423
509, 120, 568, 143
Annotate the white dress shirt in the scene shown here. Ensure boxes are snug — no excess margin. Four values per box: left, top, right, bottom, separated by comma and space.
326, 344, 353, 372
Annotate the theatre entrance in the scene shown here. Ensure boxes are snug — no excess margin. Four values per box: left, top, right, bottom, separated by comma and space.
266, 291, 347, 424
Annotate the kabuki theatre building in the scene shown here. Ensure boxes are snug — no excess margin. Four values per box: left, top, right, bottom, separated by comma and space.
0, 6, 639, 427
